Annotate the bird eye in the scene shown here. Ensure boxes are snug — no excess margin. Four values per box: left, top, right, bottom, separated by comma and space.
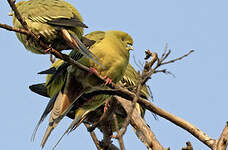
121, 37, 125, 41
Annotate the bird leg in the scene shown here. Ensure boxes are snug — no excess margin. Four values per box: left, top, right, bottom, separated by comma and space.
104, 100, 109, 112
89, 67, 99, 76
50, 53, 56, 63
25, 34, 34, 46
103, 76, 112, 85
89, 67, 112, 85
43, 45, 55, 63
44, 47, 52, 53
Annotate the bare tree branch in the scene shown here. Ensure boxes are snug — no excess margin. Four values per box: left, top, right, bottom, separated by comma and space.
113, 113, 125, 150
7, 0, 29, 30
116, 96, 166, 150
161, 50, 194, 65
83, 87, 216, 149
116, 82, 142, 138
154, 69, 176, 78
214, 122, 228, 150
84, 123, 103, 150
100, 120, 113, 150
0, 23, 31, 35
87, 98, 117, 132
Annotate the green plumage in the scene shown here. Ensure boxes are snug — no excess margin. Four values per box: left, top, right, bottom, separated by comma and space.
12, 0, 86, 54
39, 30, 133, 147
30, 61, 150, 131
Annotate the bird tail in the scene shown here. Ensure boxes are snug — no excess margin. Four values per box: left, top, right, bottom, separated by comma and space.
53, 109, 90, 150
40, 75, 86, 148
31, 93, 58, 142
41, 126, 54, 148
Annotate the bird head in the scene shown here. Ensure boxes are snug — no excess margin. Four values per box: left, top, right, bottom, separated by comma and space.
109, 31, 134, 51
8, 1, 26, 16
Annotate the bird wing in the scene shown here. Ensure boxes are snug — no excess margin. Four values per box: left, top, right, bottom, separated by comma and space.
17, 0, 87, 28
121, 64, 150, 98
85, 31, 106, 45
29, 83, 49, 98
31, 93, 58, 141
15, 0, 104, 67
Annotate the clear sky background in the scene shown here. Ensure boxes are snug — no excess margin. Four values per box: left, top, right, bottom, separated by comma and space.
0, 0, 227, 149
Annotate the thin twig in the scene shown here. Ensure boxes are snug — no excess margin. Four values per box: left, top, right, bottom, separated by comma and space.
154, 69, 176, 78
87, 98, 117, 132
161, 43, 169, 59
142, 50, 193, 85
100, 120, 113, 149
0, 23, 31, 35
113, 113, 125, 150
162, 50, 194, 65
116, 83, 142, 138
7, 0, 29, 30
133, 55, 143, 71
84, 123, 103, 150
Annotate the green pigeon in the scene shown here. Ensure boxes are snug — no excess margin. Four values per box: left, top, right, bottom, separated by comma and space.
9, 0, 100, 64
39, 30, 133, 147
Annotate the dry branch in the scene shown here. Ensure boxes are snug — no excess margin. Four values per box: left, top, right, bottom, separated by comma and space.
84, 123, 103, 150
0, 23, 31, 35
113, 113, 125, 150
116, 82, 142, 138
87, 98, 117, 132
214, 122, 228, 150
116, 96, 166, 150
7, 0, 28, 30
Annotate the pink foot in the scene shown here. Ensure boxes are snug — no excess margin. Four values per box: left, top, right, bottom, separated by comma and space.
104, 76, 112, 85
89, 67, 99, 76
104, 100, 109, 112
44, 48, 51, 53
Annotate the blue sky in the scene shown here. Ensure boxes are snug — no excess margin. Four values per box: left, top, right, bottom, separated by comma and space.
0, 0, 227, 149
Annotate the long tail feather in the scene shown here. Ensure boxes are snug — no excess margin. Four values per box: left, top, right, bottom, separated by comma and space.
41, 75, 86, 148
31, 93, 58, 141
41, 126, 54, 148
53, 110, 89, 150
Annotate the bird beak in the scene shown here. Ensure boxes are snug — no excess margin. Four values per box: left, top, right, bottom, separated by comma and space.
127, 43, 134, 51
8, 12, 13, 16
128, 45, 134, 51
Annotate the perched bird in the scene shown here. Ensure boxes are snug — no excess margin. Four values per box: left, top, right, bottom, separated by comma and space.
29, 61, 150, 142
85, 63, 150, 131
9, 0, 99, 64
39, 30, 133, 147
